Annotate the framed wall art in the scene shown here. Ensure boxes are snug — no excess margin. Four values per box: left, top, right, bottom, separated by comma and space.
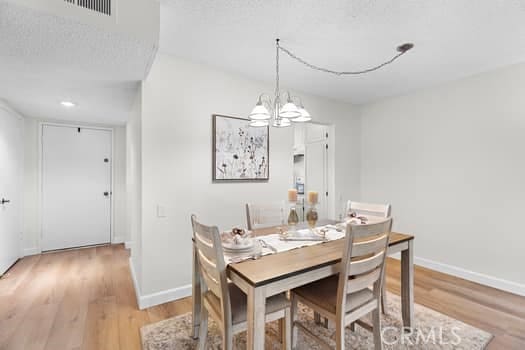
212, 114, 269, 181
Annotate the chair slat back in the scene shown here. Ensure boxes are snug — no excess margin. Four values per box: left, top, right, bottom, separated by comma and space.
245, 202, 285, 230
346, 201, 391, 218
336, 218, 392, 314
191, 215, 231, 321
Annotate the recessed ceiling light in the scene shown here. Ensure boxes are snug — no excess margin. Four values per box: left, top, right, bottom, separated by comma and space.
60, 101, 76, 107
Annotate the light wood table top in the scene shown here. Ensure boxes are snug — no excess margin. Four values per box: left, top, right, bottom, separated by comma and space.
229, 220, 413, 287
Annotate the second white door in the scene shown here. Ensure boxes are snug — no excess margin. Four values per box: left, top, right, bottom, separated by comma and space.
42, 125, 112, 251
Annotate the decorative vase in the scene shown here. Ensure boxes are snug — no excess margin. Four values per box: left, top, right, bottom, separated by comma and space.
287, 204, 299, 233
306, 205, 318, 229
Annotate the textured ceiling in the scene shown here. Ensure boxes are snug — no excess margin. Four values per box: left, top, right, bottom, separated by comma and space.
160, 0, 525, 104
0, 2, 155, 124
4, 1, 525, 124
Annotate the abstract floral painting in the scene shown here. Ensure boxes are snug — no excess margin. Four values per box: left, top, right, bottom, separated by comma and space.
213, 114, 269, 181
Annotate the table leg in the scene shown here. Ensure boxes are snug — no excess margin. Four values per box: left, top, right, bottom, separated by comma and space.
247, 287, 266, 350
192, 243, 201, 339
401, 239, 414, 328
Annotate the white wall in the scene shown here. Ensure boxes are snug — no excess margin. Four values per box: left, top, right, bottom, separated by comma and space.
360, 62, 525, 294
127, 87, 143, 290
112, 126, 127, 243
22, 118, 40, 254
135, 53, 360, 302
22, 118, 128, 254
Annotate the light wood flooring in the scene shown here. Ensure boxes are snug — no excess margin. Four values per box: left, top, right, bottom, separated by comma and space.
0, 244, 524, 349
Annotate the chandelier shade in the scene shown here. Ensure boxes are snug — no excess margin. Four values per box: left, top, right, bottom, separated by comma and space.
249, 103, 271, 120
249, 120, 270, 127
293, 107, 312, 122
272, 118, 292, 128
279, 101, 301, 119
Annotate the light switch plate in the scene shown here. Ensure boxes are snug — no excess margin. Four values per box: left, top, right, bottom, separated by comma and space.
157, 205, 167, 218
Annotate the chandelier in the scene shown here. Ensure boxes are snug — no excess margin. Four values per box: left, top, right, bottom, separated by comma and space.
248, 39, 414, 127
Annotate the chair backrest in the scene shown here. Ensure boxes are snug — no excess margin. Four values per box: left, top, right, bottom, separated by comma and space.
245, 201, 285, 230
336, 217, 392, 318
346, 200, 391, 218
191, 215, 232, 325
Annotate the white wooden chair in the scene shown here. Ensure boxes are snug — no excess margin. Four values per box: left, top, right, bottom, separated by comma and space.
191, 215, 291, 350
346, 201, 391, 219
290, 218, 392, 350
245, 201, 285, 230
346, 200, 391, 314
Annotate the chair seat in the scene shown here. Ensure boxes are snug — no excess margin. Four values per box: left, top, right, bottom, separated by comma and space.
292, 275, 374, 315
204, 283, 290, 325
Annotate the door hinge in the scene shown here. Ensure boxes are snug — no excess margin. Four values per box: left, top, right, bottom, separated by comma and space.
325, 144, 328, 150
326, 132, 328, 138
326, 191, 329, 196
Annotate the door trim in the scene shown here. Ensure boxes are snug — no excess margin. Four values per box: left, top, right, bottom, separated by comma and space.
38, 122, 115, 253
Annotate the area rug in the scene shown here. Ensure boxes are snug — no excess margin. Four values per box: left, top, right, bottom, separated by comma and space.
141, 293, 492, 349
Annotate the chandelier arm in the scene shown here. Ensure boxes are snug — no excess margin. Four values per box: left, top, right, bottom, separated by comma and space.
290, 95, 303, 107
257, 93, 272, 103
262, 99, 274, 113
278, 44, 412, 76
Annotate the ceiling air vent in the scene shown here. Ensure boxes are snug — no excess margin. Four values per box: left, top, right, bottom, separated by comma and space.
64, 0, 112, 16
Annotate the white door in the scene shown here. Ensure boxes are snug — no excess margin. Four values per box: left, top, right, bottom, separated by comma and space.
0, 107, 22, 275
42, 125, 112, 251
305, 124, 329, 219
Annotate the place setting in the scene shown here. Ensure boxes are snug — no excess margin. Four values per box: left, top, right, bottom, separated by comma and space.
221, 190, 382, 265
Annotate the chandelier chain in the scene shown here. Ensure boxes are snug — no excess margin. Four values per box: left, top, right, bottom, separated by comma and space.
275, 39, 280, 99
278, 44, 409, 76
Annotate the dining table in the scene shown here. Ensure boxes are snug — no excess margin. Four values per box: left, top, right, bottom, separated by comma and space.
191, 219, 414, 350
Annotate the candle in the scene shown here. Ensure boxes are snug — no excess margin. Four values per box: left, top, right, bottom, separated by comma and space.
307, 191, 318, 205
288, 189, 298, 202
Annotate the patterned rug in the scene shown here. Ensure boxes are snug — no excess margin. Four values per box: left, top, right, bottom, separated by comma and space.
141, 293, 492, 349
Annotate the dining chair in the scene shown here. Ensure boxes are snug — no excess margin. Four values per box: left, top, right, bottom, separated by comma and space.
347, 200, 391, 315
346, 200, 391, 218
245, 201, 285, 230
315, 201, 391, 327
290, 217, 392, 350
191, 215, 291, 350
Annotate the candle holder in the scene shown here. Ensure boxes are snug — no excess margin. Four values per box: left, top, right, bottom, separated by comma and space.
287, 202, 299, 233
306, 204, 318, 230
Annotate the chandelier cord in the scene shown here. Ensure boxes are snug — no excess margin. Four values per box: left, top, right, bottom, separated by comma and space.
275, 39, 280, 100
277, 41, 413, 76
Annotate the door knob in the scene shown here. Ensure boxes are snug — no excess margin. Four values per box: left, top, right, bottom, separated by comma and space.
1, 198, 10, 204
103, 192, 109, 197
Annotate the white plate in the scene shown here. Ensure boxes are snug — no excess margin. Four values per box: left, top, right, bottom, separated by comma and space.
222, 239, 254, 251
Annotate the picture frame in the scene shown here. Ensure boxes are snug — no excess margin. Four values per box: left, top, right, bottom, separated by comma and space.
212, 114, 269, 182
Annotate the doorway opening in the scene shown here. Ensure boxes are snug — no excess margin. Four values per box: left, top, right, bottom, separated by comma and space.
293, 123, 331, 221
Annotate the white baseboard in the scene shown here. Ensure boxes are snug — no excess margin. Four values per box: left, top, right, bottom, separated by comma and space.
23, 247, 41, 256
139, 284, 192, 310
128, 257, 143, 308
113, 236, 125, 244
128, 257, 191, 310
124, 241, 134, 250
389, 254, 525, 297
